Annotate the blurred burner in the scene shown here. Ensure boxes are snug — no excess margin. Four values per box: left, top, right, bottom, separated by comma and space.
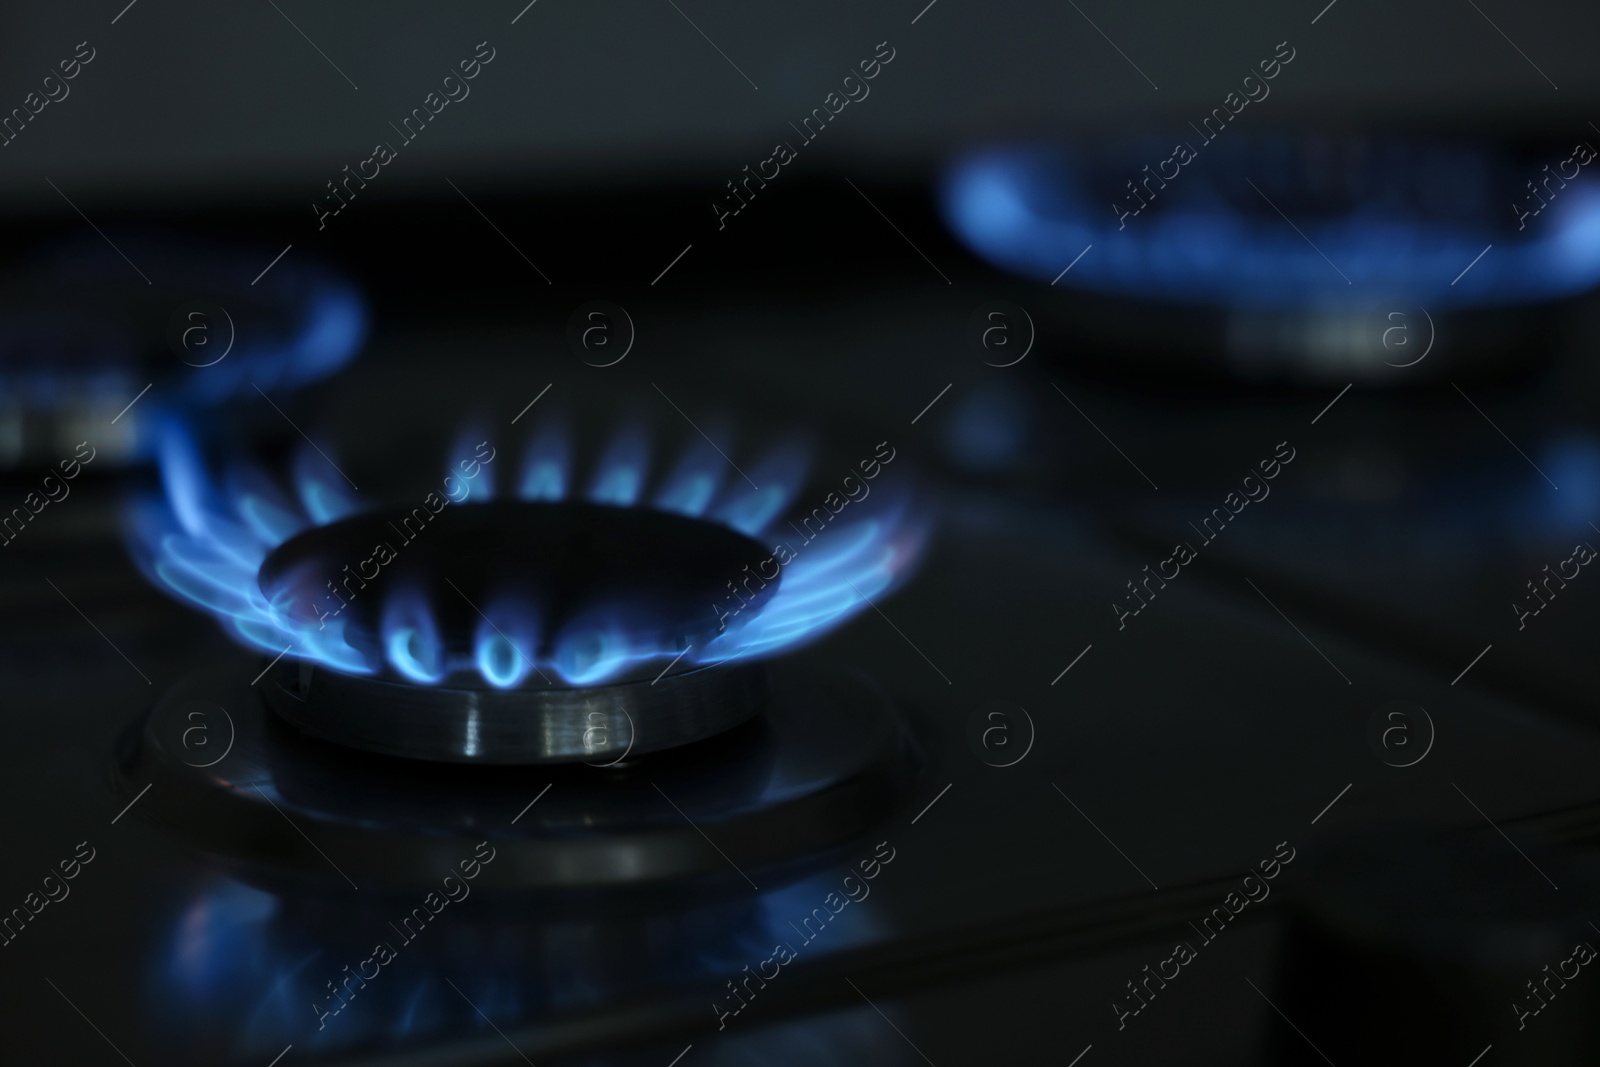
945, 134, 1600, 309
0, 233, 365, 466
941, 134, 1600, 384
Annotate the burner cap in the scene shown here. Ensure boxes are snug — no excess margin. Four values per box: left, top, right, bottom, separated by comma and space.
258, 500, 778, 685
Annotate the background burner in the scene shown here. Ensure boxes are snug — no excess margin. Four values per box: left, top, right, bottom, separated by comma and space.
941, 134, 1600, 385
0, 233, 365, 468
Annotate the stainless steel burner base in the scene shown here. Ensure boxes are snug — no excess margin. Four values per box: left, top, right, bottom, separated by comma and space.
122, 657, 922, 890
262, 660, 768, 764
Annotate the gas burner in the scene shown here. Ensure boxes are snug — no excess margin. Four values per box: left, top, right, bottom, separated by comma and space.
940, 134, 1600, 383
128, 416, 925, 769
943, 134, 1600, 310
122, 414, 928, 880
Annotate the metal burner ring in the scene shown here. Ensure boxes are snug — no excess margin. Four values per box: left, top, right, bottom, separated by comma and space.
261, 659, 768, 764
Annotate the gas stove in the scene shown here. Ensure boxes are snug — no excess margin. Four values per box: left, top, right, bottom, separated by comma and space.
3, 278, 1597, 1065
6, 46, 1600, 1062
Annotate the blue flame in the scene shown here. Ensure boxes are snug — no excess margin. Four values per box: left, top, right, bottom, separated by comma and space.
150, 872, 892, 1059
715, 442, 812, 536
382, 585, 448, 684
942, 141, 1600, 309
588, 426, 651, 506
26, 238, 367, 422
655, 435, 724, 517
128, 417, 927, 687
519, 419, 569, 501
473, 596, 539, 688
181, 282, 368, 405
